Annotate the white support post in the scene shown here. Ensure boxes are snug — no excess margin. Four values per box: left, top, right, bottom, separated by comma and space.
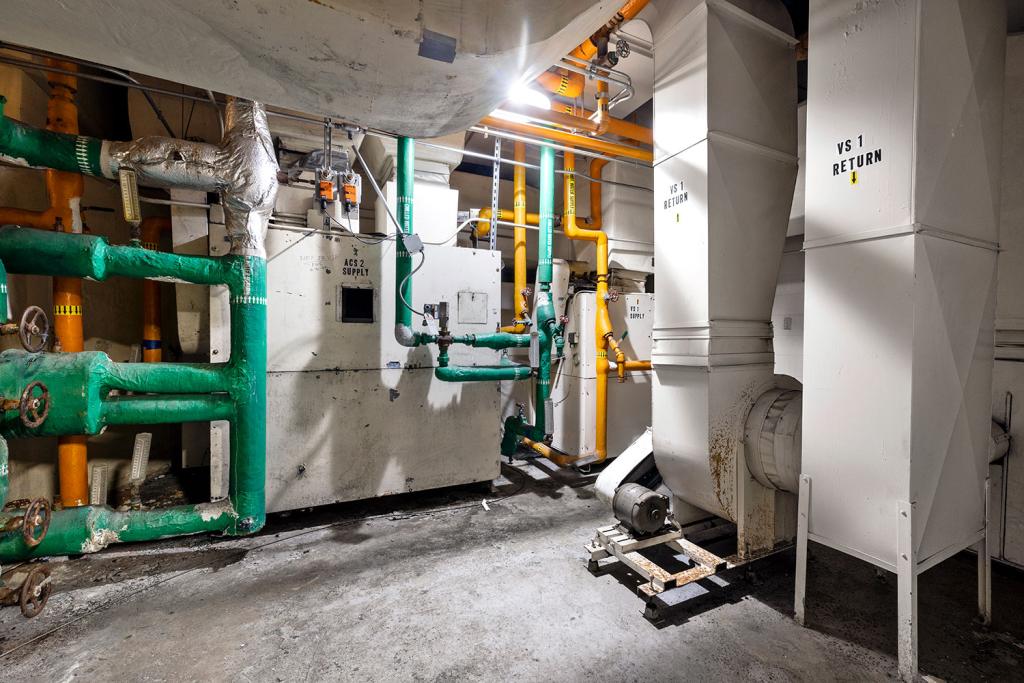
794, 474, 811, 626
897, 500, 917, 682
978, 478, 992, 626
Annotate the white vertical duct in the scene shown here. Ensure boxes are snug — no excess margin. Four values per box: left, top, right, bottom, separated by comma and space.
648, 0, 799, 544
799, 0, 1005, 677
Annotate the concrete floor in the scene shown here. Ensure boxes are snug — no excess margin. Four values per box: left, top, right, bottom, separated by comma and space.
1, 461, 1023, 681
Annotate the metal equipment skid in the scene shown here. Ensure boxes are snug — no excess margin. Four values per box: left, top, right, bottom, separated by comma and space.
587, 522, 790, 619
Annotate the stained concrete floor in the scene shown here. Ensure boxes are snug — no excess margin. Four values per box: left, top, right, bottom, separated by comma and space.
1, 460, 1023, 682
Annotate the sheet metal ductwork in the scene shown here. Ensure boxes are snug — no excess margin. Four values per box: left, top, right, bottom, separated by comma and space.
646, 0, 800, 555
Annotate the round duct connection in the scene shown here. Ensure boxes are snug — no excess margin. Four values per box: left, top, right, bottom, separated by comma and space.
743, 387, 802, 494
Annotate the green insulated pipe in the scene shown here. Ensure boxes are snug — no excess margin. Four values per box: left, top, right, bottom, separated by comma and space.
0, 500, 237, 559
394, 136, 423, 347
0, 228, 268, 560
501, 145, 560, 455
0, 95, 104, 176
0, 437, 8, 509
0, 258, 8, 320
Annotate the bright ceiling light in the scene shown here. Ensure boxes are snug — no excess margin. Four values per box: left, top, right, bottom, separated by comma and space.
507, 82, 550, 110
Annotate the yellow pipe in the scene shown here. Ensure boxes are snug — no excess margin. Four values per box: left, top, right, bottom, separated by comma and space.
499, 142, 530, 334
474, 208, 540, 238
479, 116, 653, 162
521, 437, 591, 467
563, 151, 611, 462
583, 158, 609, 229
140, 217, 171, 363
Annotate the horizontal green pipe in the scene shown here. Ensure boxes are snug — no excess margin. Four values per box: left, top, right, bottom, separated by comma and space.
435, 364, 532, 382
453, 332, 531, 350
434, 350, 531, 383
0, 226, 241, 292
101, 394, 235, 425
0, 500, 237, 562
0, 95, 105, 177
105, 359, 229, 395
0, 350, 233, 437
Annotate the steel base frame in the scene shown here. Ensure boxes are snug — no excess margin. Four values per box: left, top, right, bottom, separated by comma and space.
587, 521, 790, 619
794, 475, 992, 683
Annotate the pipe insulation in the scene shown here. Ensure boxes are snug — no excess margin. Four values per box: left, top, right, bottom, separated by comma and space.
0, 97, 277, 257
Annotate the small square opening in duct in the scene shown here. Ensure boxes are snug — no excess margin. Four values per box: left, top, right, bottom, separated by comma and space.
338, 286, 374, 324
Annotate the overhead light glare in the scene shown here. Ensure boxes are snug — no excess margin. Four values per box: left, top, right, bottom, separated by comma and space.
507, 82, 550, 110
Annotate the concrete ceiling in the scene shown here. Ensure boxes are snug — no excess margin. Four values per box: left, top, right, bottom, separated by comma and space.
0, 0, 623, 138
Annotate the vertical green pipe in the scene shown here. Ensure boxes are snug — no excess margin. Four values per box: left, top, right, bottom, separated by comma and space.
227, 256, 267, 534
394, 137, 417, 343
537, 145, 555, 287
0, 258, 7, 321
0, 437, 8, 508
533, 145, 557, 437
501, 144, 557, 454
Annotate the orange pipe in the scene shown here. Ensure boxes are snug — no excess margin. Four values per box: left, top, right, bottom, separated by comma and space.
569, 0, 651, 63
536, 69, 585, 98
47, 61, 88, 507
555, 103, 652, 145
504, 101, 653, 146
479, 116, 652, 162
0, 65, 89, 505
537, 0, 650, 99
140, 217, 171, 363
594, 80, 611, 136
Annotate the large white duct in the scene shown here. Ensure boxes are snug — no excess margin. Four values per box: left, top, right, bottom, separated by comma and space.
646, 0, 799, 554
0, 0, 621, 137
798, 1, 1005, 677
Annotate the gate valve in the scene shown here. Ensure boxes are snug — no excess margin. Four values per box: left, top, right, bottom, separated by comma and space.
18, 306, 50, 353
18, 381, 50, 429
19, 564, 52, 618
21, 498, 51, 548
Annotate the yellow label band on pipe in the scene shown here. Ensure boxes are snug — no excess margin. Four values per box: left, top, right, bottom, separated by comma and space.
54, 304, 83, 316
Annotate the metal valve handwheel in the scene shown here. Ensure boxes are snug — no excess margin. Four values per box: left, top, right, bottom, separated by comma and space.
21, 497, 51, 548
19, 564, 52, 618
19, 381, 50, 429
18, 306, 50, 353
